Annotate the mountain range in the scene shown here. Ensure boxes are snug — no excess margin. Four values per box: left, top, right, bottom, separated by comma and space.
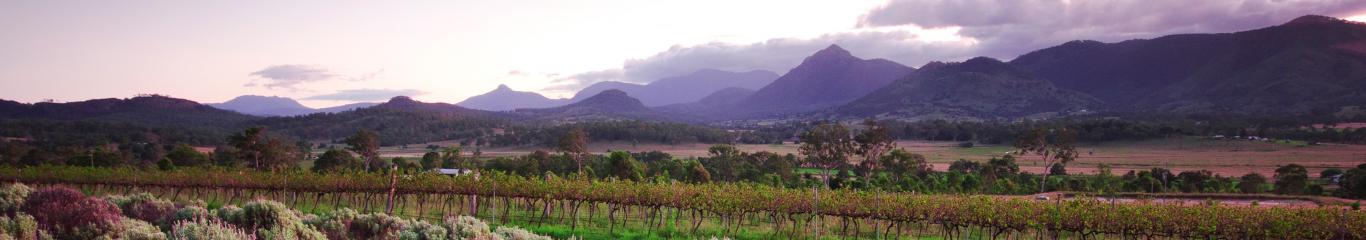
3, 15, 1364, 140
209, 95, 377, 116
567, 69, 778, 107
1010, 15, 1366, 115
457, 85, 568, 111
724, 45, 915, 116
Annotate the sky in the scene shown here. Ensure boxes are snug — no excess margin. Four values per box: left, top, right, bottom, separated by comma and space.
2, 0, 1365, 108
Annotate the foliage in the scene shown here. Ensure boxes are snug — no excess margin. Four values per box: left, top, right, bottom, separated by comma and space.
170, 219, 256, 240
1274, 164, 1310, 195
118, 217, 168, 240
1239, 173, 1268, 194
5, 167, 1362, 239
0, 214, 38, 240
443, 215, 490, 239
798, 123, 855, 182
108, 193, 178, 226
218, 200, 325, 240
345, 130, 382, 172
312, 149, 361, 173
0, 184, 30, 215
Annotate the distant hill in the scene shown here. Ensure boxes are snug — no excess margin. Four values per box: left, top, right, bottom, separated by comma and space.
0, 95, 257, 128
654, 87, 756, 114
731, 45, 914, 115
209, 95, 314, 116
0, 95, 258, 144
518, 90, 672, 122
210, 95, 380, 116
315, 102, 379, 113
570, 69, 778, 106
457, 84, 569, 111
256, 96, 506, 145
1011, 15, 1366, 115
838, 57, 1099, 120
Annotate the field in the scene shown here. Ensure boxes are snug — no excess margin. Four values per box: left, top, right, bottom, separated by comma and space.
6, 166, 1365, 239
379, 137, 1366, 178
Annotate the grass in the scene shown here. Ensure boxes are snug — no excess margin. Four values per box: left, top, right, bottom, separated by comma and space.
66, 184, 965, 239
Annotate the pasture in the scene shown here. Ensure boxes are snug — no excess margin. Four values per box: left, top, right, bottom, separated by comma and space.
378, 137, 1366, 178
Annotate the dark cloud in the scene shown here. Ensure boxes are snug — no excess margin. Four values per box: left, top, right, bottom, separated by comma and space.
549, 29, 975, 91
302, 88, 427, 102
857, 0, 1366, 59
248, 65, 338, 90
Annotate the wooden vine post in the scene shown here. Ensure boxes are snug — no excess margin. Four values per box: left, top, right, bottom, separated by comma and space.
385, 165, 399, 214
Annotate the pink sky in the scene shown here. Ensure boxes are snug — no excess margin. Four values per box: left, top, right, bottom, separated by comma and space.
2, 1, 1363, 108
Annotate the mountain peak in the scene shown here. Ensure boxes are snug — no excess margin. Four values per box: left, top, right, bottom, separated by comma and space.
811, 44, 853, 59
1284, 15, 1341, 26
495, 84, 512, 91
387, 96, 417, 104
588, 89, 630, 99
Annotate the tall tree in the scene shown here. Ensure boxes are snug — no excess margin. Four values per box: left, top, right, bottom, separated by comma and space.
557, 128, 590, 174
165, 144, 207, 167
346, 130, 381, 172
606, 151, 644, 181
441, 147, 462, 169
1239, 172, 1267, 194
420, 151, 441, 170
799, 123, 855, 188
228, 127, 266, 169
854, 119, 896, 177
1274, 164, 1310, 195
880, 149, 930, 180
313, 149, 360, 172
1014, 127, 1079, 193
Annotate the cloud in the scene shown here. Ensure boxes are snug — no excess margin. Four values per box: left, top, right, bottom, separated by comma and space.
547, 27, 976, 92
247, 65, 338, 90
302, 88, 427, 102
857, 0, 1366, 59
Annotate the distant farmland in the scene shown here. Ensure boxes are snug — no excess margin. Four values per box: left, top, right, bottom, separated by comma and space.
385, 137, 1365, 178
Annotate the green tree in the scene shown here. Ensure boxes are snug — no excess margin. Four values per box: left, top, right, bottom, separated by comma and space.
605, 151, 644, 181
1015, 127, 1079, 193
880, 149, 930, 180
854, 119, 895, 177
1274, 164, 1309, 195
345, 130, 381, 171
688, 161, 711, 183
799, 123, 855, 188
441, 147, 462, 169
228, 127, 267, 169
312, 149, 360, 172
1338, 164, 1366, 198
557, 128, 590, 174
1239, 172, 1267, 194
420, 152, 441, 170
165, 144, 208, 167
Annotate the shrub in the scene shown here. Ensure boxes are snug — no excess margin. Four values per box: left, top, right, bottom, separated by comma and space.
111, 193, 178, 225
221, 200, 325, 240
304, 208, 357, 239
493, 226, 551, 240
397, 220, 446, 240
348, 212, 409, 239
211, 205, 243, 225
0, 214, 38, 240
19, 187, 85, 224
52, 198, 125, 239
118, 217, 167, 240
170, 219, 256, 240
166, 206, 212, 228
443, 215, 490, 239
21, 187, 124, 238
307, 208, 450, 240
0, 183, 31, 215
